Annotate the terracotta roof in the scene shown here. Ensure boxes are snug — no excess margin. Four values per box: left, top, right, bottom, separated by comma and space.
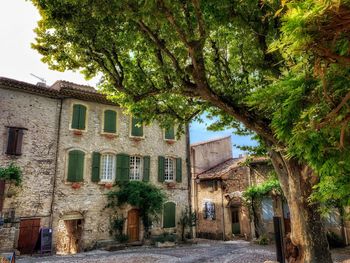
0, 77, 60, 98
191, 135, 231, 147
196, 157, 245, 180
0, 77, 116, 105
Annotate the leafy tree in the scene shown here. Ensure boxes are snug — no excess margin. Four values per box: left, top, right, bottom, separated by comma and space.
31, 1, 350, 262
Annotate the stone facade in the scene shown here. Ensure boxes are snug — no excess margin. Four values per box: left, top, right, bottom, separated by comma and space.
0, 77, 189, 254
0, 86, 60, 252
191, 137, 254, 240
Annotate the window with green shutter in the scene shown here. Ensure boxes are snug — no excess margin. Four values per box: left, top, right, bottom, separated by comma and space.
104, 110, 117, 133
131, 116, 143, 137
164, 126, 175, 140
67, 150, 85, 182
158, 156, 165, 182
143, 156, 150, 182
163, 202, 176, 228
91, 152, 101, 182
116, 153, 130, 182
71, 104, 87, 130
176, 158, 182, 182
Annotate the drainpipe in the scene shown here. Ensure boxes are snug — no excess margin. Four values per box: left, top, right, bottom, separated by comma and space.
248, 166, 256, 239
221, 180, 225, 241
185, 124, 193, 238
49, 98, 63, 228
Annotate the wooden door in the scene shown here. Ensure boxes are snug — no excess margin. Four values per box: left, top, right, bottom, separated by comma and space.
127, 209, 139, 242
18, 218, 41, 254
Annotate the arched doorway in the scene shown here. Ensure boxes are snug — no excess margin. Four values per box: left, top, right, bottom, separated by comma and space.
127, 209, 140, 242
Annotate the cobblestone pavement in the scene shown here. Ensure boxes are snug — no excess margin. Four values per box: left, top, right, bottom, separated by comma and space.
17, 239, 350, 263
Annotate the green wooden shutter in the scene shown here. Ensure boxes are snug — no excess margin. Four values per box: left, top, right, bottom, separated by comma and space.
116, 154, 130, 182
67, 150, 84, 182
158, 156, 165, 182
176, 157, 182, 182
72, 104, 86, 130
71, 105, 80, 129
163, 202, 176, 228
91, 152, 101, 182
78, 105, 86, 129
131, 116, 143, 137
143, 156, 150, 182
165, 126, 175, 140
104, 110, 116, 133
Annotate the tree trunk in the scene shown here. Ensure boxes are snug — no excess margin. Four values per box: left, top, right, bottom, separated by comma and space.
270, 151, 332, 263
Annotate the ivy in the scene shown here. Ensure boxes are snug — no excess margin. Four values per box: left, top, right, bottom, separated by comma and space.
0, 163, 22, 186
243, 177, 282, 202
107, 181, 166, 238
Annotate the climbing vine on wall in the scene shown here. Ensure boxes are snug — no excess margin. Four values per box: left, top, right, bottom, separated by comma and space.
107, 181, 166, 238
0, 163, 22, 186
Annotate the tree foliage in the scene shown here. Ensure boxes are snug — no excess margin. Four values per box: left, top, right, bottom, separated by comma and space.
31, 0, 350, 209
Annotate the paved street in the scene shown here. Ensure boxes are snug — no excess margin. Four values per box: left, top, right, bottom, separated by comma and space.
17, 239, 350, 263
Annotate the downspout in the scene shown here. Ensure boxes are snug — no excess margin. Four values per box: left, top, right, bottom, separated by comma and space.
221, 179, 225, 240
185, 124, 193, 238
49, 98, 63, 228
248, 166, 256, 239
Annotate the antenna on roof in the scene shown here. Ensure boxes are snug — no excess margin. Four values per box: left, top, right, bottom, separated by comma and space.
30, 73, 47, 87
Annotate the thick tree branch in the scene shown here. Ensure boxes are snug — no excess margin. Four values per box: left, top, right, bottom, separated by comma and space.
157, 0, 190, 46
191, 0, 206, 39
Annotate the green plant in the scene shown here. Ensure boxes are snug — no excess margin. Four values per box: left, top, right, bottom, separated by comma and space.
178, 207, 197, 241
257, 235, 269, 245
152, 232, 177, 243
0, 163, 22, 186
110, 216, 128, 243
107, 181, 166, 239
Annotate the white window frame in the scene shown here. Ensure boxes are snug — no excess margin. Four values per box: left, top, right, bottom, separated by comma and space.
164, 157, 175, 182
129, 156, 143, 181
100, 154, 116, 182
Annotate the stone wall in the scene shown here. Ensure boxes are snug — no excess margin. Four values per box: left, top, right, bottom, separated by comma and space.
0, 88, 60, 250
195, 166, 252, 240
52, 98, 189, 251
191, 137, 232, 175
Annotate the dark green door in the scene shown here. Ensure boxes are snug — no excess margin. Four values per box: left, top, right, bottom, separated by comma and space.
232, 208, 241, 235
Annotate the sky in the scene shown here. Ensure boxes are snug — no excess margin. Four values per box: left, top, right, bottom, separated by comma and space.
0, 1, 255, 157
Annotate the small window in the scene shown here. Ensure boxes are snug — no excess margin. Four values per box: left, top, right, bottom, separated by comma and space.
6, 127, 26, 155
130, 116, 143, 137
71, 104, 87, 130
104, 110, 117, 133
262, 197, 274, 221
129, 156, 143, 181
164, 126, 175, 140
67, 150, 85, 182
100, 154, 116, 182
163, 202, 176, 228
204, 201, 216, 220
164, 157, 175, 181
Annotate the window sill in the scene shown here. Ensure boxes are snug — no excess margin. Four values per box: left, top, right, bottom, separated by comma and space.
165, 182, 176, 189
71, 129, 86, 136
101, 133, 118, 139
98, 182, 114, 189
165, 139, 176, 144
129, 136, 145, 141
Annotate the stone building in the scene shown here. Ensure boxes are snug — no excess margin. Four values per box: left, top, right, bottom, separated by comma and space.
190, 136, 281, 241
191, 136, 253, 240
0, 77, 190, 254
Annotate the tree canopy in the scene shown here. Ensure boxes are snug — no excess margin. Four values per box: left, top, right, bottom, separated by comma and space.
31, 0, 350, 209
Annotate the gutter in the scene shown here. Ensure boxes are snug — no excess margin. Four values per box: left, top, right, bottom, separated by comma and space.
185, 124, 193, 238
